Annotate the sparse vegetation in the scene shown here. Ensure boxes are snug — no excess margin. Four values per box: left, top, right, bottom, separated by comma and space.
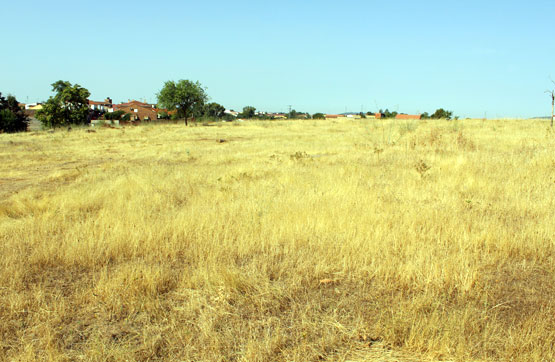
0, 118, 554, 361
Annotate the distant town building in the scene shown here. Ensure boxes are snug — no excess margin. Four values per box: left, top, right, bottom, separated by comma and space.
395, 114, 421, 120
113, 100, 168, 121
25, 103, 43, 111
224, 109, 239, 117
88, 98, 113, 112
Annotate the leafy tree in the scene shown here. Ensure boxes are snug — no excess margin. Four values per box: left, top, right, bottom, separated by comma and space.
381, 109, 398, 118
157, 80, 208, 126
240, 106, 256, 119
312, 113, 325, 119
36, 81, 90, 127
288, 110, 310, 119
0, 93, 28, 133
359, 112, 366, 119
203, 102, 225, 118
223, 113, 236, 121
421, 112, 430, 119
430, 108, 453, 120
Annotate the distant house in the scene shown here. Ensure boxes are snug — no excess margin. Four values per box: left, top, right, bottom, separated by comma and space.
374, 113, 384, 119
325, 114, 341, 119
88, 98, 113, 112
395, 114, 421, 120
25, 103, 43, 111
224, 109, 239, 117
113, 100, 167, 121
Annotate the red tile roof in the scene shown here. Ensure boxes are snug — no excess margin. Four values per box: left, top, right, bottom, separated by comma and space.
114, 100, 155, 109
88, 100, 111, 105
395, 114, 421, 120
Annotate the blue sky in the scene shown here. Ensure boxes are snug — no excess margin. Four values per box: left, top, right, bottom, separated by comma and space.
1, 0, 554, 118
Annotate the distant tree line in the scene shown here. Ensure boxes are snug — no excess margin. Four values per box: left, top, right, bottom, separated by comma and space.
3, 77, 458, 132
364, 108, 454, 120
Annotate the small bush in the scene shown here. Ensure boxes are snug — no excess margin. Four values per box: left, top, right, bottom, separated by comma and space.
0, 93, 28, 133
456, 130, 476, 151
105, 110, 126, 121
415, 159, 431, 178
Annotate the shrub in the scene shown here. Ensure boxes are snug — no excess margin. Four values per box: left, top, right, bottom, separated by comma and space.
105, 110, 126, 121
0, 93, 28, 133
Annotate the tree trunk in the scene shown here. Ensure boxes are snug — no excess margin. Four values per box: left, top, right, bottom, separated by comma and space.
184, 109, 188, 126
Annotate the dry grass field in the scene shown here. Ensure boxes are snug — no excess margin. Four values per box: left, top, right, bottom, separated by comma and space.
0, 118, 554, 361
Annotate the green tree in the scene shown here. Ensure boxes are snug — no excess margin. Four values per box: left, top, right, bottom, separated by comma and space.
157, 80, 208, 126
36, 81, 90, 128
312, 112, 325, 120
0, 93, 28, 133
203, 102, 226, 119
240, 106, 256, 119
430, 108, 453, 120
421, 112, 430, 119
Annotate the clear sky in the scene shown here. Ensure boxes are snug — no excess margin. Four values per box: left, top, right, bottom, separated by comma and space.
2, 0, 554, 118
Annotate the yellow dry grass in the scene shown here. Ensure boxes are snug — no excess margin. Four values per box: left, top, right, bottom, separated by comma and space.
0, 118, 554, 361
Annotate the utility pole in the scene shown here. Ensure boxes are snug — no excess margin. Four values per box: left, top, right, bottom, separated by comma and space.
287, 105, 292, 118
546, 89, 554, 128
546, 79, 555, 128
551, 91, 555, 128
